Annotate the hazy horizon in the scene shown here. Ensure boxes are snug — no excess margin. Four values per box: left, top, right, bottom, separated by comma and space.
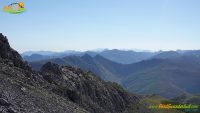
1, 0, 200, 53
20, 48, 200, 55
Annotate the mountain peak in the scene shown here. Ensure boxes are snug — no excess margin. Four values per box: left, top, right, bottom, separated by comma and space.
81, 54, 94, 62
0, 33, 12, 59
0, 33, 31, 70
81, 54, 92, 58
0, 33, 9, 46
152, 51, 181, 59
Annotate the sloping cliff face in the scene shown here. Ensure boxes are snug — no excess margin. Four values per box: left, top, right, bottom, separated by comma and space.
0, 33, 151, 113
40, 62, 144, 113
0, 33, 31, 70
0, 33, 88, 113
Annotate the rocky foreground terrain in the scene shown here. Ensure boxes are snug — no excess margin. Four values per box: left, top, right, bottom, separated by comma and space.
0, 33, 151, 113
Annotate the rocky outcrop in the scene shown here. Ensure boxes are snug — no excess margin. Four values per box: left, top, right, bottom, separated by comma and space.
0, 33, 151, 113
0, 34, 88, 113
0, 33, 31, 70
41, 62, 143, 113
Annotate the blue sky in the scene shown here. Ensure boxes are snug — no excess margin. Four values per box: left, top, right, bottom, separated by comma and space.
0, 0, 200, 53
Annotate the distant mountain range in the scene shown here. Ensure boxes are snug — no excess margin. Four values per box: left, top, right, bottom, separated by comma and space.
1, 33, 153, 113
22, 49, 156, 64
28, 51, 200, 98
22, 49, 200, 64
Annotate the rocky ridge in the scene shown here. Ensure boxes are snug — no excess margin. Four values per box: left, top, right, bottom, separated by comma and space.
0, 33, 151, 113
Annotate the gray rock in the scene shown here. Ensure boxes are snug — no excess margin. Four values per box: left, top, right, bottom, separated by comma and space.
7, 107, 18, 113
0, 98, 11, 107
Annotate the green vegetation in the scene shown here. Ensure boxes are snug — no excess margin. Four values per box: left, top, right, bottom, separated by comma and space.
160, 100, 180, 105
